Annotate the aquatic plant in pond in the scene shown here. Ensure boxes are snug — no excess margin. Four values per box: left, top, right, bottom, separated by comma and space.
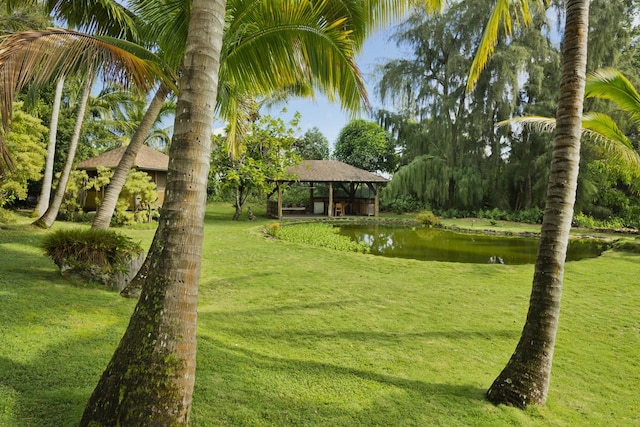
275, 222, 369, 253
337, 224, 607, 264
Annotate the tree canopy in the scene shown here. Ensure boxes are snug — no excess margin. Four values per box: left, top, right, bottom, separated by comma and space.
333, 119, 396, 173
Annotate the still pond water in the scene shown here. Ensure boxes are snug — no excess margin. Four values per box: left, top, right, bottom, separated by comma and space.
337, 224, 607, 265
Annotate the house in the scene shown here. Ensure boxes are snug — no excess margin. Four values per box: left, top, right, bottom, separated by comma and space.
75, 145, 169, 211
268, 160, 389, 218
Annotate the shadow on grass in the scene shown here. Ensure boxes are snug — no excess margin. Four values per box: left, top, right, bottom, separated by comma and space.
216, 325, 518, 342
195, 335, 489, 425
0, 331, 122, 426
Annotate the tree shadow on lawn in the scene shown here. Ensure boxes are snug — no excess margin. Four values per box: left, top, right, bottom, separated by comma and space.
0, 331, 124, 426
195, 335, 490, 425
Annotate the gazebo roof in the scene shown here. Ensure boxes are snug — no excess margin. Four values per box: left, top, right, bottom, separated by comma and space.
76, 145, 169, 171
284, 160, 388, 183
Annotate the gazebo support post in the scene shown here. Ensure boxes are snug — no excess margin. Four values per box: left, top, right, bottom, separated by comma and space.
328, 182, 333, 217
277, 183, 283, 218
374, 184, 380, 217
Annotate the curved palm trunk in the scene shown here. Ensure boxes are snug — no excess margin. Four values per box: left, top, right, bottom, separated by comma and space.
80, 0, 226, 424
486, 0, 589, 408
91, 83, 171, 230
34, 75, 65, 217
33, 73, 93, 229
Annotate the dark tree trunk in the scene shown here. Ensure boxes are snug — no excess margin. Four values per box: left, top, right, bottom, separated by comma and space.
80, 0, 226, 424
486, 0, 589, 408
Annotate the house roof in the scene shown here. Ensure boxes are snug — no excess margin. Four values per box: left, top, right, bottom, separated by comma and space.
284, 160, 389, 183
76, 145, 169, 171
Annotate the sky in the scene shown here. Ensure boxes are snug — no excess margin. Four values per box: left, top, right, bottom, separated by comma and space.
264, 27, 404, 152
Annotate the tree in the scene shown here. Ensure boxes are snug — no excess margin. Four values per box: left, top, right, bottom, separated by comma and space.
334, 119, 396, 173
376, 1, 548, 211
0, 104, 47, 207
212, 112, 300, 220
90, 0, 372, 229
33, 76, 64, 217
294, 127, 330, 160
79, 0, 227, 423
486, 0, 590, 408
33, 72, 93, 228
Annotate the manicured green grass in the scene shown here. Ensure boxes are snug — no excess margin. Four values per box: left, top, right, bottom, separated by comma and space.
1, 204, 639, 426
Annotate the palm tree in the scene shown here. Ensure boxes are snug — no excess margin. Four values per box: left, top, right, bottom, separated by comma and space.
33, 75, 64, 217
80, 1, 227, 423
486, 0, 591, 408
0, 27, 166, 228
90, 0, 377, 230
33, 71, 93, 228
80, 0, 448, 423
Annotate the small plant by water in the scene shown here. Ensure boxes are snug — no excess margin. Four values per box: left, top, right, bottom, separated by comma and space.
416, 210, 441, 227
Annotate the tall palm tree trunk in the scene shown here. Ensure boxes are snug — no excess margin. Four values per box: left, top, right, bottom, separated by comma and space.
80, 0, 226, 424
91, 83, 171, 230
34, 75, 64, 217
33, 73, 93, 229
486, 0, 589, 408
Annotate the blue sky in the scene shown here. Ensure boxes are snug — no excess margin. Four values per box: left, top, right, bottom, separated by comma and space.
265, 27, 404, 152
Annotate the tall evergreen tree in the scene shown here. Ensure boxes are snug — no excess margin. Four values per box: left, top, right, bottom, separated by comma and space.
379, 1, 543, 210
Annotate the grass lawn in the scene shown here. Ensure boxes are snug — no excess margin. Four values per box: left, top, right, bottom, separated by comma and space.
1, 203, 638, 426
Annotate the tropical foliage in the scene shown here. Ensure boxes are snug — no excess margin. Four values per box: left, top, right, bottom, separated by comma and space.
334, 119, 396, 173
211, 112, 301, 220
0, 104, 47, 207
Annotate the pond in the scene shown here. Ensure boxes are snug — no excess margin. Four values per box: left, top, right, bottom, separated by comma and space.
337, 224, 608, 264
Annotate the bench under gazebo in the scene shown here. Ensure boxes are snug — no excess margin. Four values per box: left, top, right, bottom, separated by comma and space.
268, 160, 389, 219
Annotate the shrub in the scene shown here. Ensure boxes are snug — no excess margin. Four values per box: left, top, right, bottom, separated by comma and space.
265, 223, 280, 237
573, 212, 596, 228
380, 194, 423, 214
511, 207, 544, 224
42, 228, 143, 288
613, 237, 640, 254
416, 210, 441, 227
0, 208, 18, 225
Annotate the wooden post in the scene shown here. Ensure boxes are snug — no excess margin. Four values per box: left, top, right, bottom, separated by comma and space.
277, 183, 283, 218
374, 184, 380, 217
328, 182, 333, 217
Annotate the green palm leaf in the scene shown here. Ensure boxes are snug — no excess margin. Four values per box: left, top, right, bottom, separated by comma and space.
585, 67, 640, 126
501, 112, 640, 171
0, 28, 169, 171
467, 0, 545, 92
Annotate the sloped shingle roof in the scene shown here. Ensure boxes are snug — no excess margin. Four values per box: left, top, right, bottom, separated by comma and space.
284, 160, 388, 183
76, 145, 169, 171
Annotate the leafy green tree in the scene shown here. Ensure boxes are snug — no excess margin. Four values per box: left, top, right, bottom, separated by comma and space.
0, 104, 47, 207
378, 1, 539, 210
212, 112, 301, 220
294, 126, 330, 160
334, 119, 396, 173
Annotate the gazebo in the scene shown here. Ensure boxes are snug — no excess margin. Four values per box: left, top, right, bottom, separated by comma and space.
75, 145, 169, 210
268, 160, 389, 218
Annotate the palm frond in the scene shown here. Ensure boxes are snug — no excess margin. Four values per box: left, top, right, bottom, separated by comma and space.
45, 0, 142, 42
585, 68, 640, 126
467, 0, 544, 92
501, 113, 640, 171
221, 0, 368, 115
0, 28, 169, 172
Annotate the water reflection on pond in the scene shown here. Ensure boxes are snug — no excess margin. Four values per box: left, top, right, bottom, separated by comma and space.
337, 224, 607, 264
